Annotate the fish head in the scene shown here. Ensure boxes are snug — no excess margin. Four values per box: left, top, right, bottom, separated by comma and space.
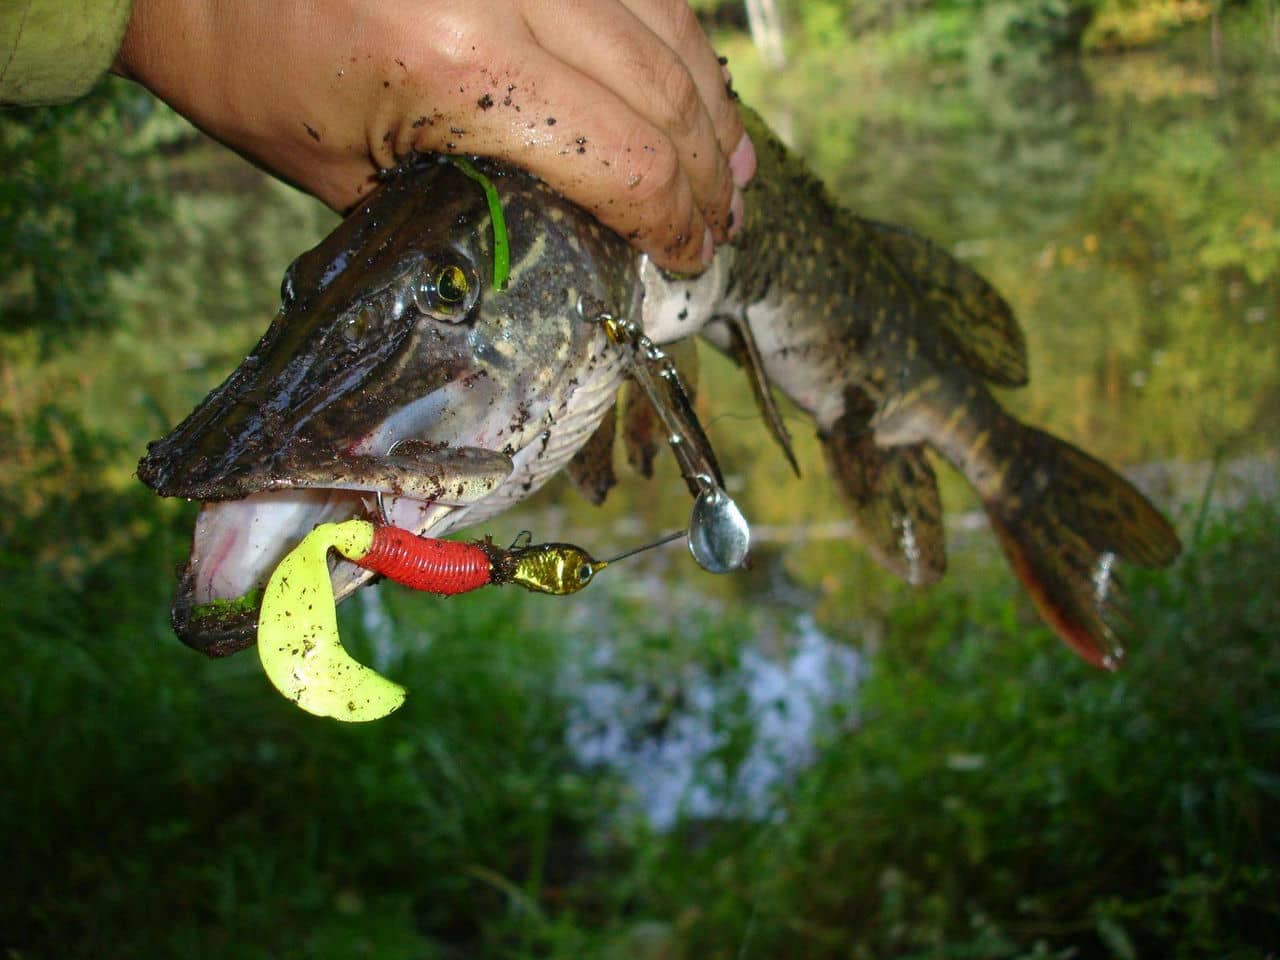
139, 157, 639, 656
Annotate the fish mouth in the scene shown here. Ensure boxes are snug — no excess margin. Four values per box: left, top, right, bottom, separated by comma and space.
145, 441, 514, 657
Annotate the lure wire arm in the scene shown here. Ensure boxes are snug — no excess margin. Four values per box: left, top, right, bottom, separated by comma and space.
600, 529, 688, 565
587, 309, 724, 495
581, 307, 752, 573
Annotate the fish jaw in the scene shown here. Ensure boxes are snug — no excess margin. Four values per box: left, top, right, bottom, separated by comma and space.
162, 439, 515, 656
164, 343, 629, 658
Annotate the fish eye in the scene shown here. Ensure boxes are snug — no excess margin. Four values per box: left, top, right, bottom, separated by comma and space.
436, 265, 470, 303
577, 563, 594, 583
413, 255, 480, 322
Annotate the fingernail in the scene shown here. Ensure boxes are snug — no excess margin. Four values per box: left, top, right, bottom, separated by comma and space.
728, 187, 744, 239
730, 133, 756, 189
701, 226, 715, 267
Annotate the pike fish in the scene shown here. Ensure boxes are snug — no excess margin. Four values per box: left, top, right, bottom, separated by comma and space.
139, 109, 1180, 666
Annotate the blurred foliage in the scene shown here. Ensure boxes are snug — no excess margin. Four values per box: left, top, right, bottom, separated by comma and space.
706, 0, 1235, 64
787, 0, 1096, 67
0, 83, 169, 349
1, 406, 1276, 958
630, 499, 1280, 959
1, 79, 336, 491
0, 413, 623, 958
1087, 0, 1222, 49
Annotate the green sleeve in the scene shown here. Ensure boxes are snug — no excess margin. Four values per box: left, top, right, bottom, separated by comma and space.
1, 0, 134, 106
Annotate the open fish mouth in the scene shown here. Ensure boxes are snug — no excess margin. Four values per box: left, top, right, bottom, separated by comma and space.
145, 441, 515, 657
136, 152, 641, 658
140, 330, 627, 659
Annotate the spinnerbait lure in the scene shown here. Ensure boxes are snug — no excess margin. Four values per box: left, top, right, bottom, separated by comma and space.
257, 520, 682, 722
353, 524, 609, 597
584, 308, 752, 573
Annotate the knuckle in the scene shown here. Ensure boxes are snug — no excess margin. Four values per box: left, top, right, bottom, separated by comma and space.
669, 0, 705, 52
709, 94, 745, 151
704, 175, 735, 236
662, 230, 704, 268
417, 10, 485, 73
625, 139, 682, 206
654, 61, 703, 140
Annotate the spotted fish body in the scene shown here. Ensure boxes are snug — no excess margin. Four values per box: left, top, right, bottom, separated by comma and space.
140, 109, 1179, 665
636, 111, 1180, 667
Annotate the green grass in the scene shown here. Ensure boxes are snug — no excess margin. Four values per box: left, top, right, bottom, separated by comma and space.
631, 499, 1280, 958
2, 408, 1276, 958
2, 508, 617, 957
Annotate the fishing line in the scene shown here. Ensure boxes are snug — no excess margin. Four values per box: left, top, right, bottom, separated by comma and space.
599, 529, 688, 565
703, 410, 809, 429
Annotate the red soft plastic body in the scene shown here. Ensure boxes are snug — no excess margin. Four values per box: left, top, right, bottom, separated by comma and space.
354, 526, 493, 595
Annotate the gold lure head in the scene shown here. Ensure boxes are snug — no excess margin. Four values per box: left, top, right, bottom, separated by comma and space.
510, 543, 605, 595
494, 529, 687, 596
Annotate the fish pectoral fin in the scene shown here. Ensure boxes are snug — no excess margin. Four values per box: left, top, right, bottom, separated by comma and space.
715, 312, 799, 476
271, 443, 513, 505
566, 405, 618, 506
863, 219, 1028, 388
621, 378, 661, 477
821, 404, 946, 586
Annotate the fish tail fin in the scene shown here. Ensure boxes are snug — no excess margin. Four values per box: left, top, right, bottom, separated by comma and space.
979, 423, 1181, 668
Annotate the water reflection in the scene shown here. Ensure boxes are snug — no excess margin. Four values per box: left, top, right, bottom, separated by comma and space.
729, 22, 1279, 468
553, 583, 863, 829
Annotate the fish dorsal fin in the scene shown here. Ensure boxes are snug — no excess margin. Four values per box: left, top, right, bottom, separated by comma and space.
863, 218, 1028, 388
566, 404, 618, 505
821, 392, 946, 585
713, 312, 800, 476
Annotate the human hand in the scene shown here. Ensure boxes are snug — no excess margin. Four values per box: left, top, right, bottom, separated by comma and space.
114, 0, 756, 273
